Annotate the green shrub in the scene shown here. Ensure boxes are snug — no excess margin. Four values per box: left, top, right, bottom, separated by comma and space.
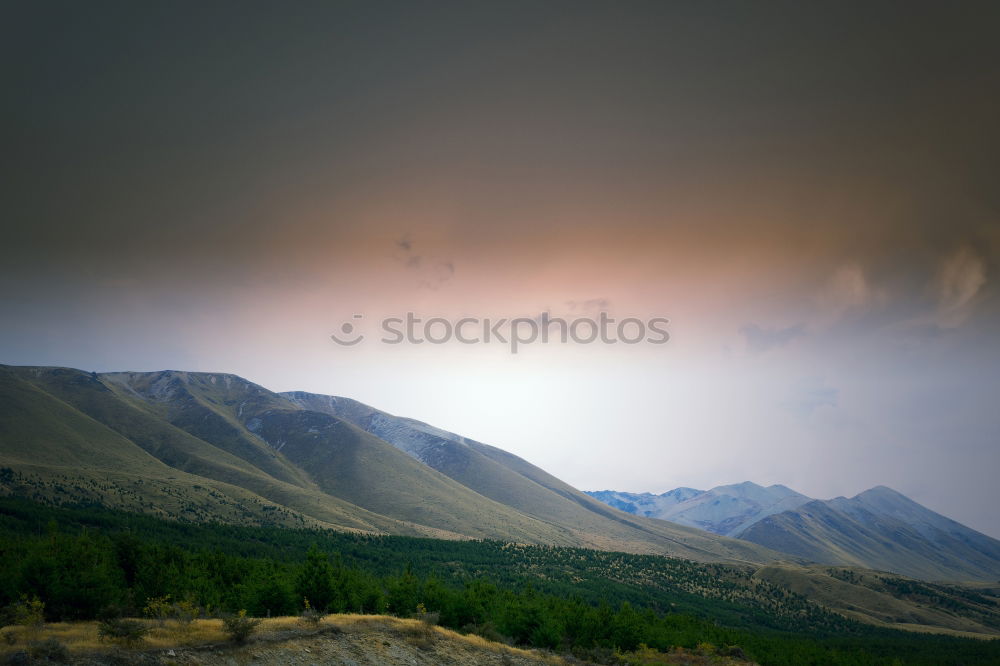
221, 610, 261, 643
462, 621, 504, 644
97, 618, 150, 648
171, 598, 202, 635
143, 595, 172, 626
11, 597, 44, 631
720, 644, 747, 659
299, 598, 324, 628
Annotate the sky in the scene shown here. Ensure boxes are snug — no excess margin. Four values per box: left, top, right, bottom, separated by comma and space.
2, 1, 1000, 536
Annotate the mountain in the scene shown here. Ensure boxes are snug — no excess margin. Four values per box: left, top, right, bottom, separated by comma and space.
281, 392, 782, 563
740, 487, 1000, 582
586, 482, 812, 537
588, 483, 1000, 582
0, 364, 788, 566
586, 487, 703, 516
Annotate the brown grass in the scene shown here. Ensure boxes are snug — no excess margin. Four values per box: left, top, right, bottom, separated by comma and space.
0, 614, 567, 663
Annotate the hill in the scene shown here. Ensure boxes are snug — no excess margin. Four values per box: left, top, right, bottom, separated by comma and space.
0, 364, 785, 566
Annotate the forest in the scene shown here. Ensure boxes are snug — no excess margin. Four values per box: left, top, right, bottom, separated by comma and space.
1, 497, 998, 665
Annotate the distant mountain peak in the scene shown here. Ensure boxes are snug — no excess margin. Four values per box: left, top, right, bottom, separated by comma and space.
857, 485, 906, 499
588, 480, 1000, 580
586, 482, 813, 538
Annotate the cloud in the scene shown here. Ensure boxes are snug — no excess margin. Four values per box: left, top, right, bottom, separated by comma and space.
740, 323, 805, 354
934, 246, 986, 328
819, 263, 885, 322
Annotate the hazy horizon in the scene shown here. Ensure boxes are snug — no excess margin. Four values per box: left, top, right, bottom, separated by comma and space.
3, 1, 999, 538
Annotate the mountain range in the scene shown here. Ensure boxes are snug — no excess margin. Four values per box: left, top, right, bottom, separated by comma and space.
3, 363, 999, 586
586, 483, 1000, 582
0, 364, 783, 566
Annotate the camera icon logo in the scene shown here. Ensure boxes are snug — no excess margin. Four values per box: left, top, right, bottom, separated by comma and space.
330, 314, 365, 346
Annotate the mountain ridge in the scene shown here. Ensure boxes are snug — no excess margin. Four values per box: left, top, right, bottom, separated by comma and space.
587, 483, 1000, 582
0, 364, 790, 567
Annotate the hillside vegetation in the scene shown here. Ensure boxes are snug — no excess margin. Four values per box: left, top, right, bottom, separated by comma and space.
1, 499, 999, 665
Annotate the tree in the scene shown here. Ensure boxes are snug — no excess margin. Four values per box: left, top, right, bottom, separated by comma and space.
294, 545, 337, 612
248, 575, 295, 617
611, 602, 644, 651
386, 564, 421, 616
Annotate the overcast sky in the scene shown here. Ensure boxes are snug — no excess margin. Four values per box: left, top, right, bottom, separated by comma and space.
3, 1, 1000, 537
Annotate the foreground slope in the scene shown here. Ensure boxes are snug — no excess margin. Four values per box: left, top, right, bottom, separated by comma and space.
0, 365, 786, 565
0, 615, 588, 666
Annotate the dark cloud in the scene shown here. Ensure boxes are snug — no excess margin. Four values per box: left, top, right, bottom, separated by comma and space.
3, 1, 998, 287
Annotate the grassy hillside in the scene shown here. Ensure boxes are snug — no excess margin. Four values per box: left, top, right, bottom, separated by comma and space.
105, 370, 624, 544
0, 365, 789, 565
284, 391, 789, 564
754, 565, 1000, 637
0, 367, 462, 537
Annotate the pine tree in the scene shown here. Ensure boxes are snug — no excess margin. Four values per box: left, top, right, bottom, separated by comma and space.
294, 545, 337, 612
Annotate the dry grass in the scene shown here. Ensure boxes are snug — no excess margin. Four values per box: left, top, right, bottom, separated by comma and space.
0, 618, 226, 654
0, 614, 568, 663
